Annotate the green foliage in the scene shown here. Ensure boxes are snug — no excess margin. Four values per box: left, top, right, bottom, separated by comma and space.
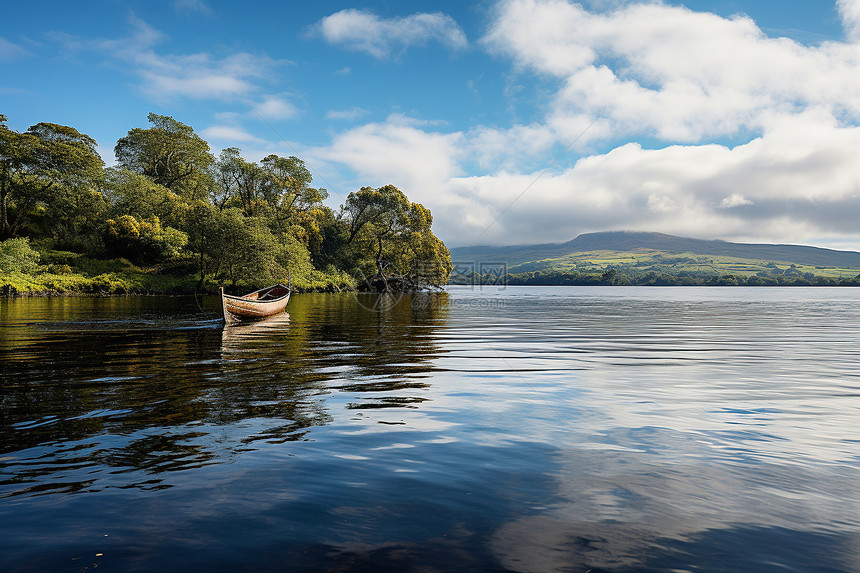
115, 113, 213, 200
104, 214, 188, 263
340, 185, 451, 289
102, 167, 188, 227
503, 249, 860, 282
1, 117, 104, 240
187, 205, 287, 287
0, 237, 40, 273
3, 113, 450, 297
491, 268, 860, 287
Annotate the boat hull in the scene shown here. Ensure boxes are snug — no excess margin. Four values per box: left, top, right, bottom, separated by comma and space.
220, 284, 290, 321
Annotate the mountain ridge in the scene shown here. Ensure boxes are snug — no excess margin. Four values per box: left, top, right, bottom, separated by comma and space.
449, 231, 860, 269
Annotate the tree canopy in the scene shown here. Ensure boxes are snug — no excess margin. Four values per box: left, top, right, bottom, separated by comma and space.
342, 185, 451, 290
115, 113, 212, 200
1, 116, 104, 241
1, 112, 452, 294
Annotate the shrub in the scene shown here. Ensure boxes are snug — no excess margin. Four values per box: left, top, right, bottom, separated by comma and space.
104, 215, 188, 263
0, 238, 41, 274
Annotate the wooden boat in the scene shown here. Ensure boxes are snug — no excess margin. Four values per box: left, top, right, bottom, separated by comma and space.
220, 283, 290, 322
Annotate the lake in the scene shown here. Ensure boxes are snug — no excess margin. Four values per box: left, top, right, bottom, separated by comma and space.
2, 286, 860, 572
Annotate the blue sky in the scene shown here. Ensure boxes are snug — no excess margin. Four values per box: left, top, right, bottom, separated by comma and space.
3, 0, 860, 249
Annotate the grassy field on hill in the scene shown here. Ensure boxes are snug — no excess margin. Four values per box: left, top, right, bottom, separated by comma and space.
451, 247, 860, 286
509, 250, 860, 279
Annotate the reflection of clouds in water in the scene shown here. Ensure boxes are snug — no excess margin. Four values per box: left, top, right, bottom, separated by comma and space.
430, 290, 860, 570
491, 448, 860, 571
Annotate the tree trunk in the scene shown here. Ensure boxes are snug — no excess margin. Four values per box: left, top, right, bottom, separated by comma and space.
0, 186, 8, 239
196, 226, 205, 290
375, 236, 389, 291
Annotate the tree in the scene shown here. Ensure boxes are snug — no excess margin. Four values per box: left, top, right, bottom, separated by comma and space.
115, 113, 213, 200
341, 184, 451, 290
102, 167, 188, 228
104, 214, 188, 263
0, 237, 40, 274
260, 154, 326, 216
0, 116, 104, 240
187, 205, 298, 288
210, 147, 242, 210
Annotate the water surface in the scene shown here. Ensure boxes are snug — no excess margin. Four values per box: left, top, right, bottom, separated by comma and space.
2, 287, 859, 572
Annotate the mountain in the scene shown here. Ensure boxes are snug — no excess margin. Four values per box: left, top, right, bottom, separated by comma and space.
449, 231, 860, 269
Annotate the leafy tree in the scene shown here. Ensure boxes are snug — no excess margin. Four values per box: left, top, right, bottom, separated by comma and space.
209, 147, 274, 217
102, 167, 188, 228
260, 154, 326, 215
209, 147, 242, 210
104, 214, 188, 263
0, 115, 104, 240
204, 208, 285, 286
341, 184, 451, 289
210, 150, 327, 220
115, 113, 213, 200
185, 203, 294, 288
0, 237, 40, 274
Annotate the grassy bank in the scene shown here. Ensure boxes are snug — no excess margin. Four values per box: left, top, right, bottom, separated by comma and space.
1, 250, 355, 296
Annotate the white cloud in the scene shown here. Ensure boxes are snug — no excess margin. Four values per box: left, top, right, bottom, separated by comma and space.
448, 110, 860, 246
58, 16, 283, 103
838, 0, 860, 41
326, 107, 371, 121
305, 0, 860, 249
311, 115, 463, 195
311, 105, 860, 249
175, 0, 211, 15
484, 0, 860, 144
465, 123, 558, 171
0, 36, 31, 61
200, 125, 264, 143
313, 0, 853, 248
720, 194, 753, 208
253, 96, 299, 120
134, 50, 279, 102
316, 9, 468, 59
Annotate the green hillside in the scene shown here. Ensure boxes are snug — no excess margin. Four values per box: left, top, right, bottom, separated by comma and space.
449, 232, 860, 285
509, 249, 860, 279
451, 231, 860, 268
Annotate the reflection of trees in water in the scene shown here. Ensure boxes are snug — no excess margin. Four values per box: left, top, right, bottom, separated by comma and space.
0, 293, 449, 497
281, 292, 448, 408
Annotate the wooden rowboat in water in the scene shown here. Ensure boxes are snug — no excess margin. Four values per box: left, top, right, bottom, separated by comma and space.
220, 283, 291, 322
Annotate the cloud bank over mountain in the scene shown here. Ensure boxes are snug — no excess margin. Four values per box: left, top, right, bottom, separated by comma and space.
311, 1, 860, 249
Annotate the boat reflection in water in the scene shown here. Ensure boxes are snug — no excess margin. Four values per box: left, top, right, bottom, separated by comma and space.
220, 311, 292, 350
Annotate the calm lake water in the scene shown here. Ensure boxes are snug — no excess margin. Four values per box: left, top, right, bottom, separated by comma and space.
2, 286, 860, 572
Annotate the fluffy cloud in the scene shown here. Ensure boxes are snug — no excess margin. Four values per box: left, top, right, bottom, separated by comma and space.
838, 0, 860, 41
310, 115, 464, 202
253, 96, 299, 120
448, 111, 860, 246
316, 9, 468, 59
415, 0, 860, 248
200, 125, 263, 143
315, 109, 860, 242
484, 0, 860, 145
